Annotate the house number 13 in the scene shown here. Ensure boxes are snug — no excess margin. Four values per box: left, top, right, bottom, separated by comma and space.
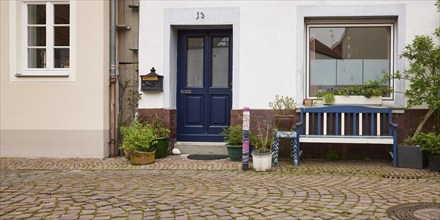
196, 12, 205, 20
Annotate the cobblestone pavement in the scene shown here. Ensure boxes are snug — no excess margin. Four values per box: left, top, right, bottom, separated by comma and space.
1, 156, 439, 219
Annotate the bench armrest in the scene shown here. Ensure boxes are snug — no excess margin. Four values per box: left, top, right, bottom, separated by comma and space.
295, 122, 303, 135
390, 122, 398, 128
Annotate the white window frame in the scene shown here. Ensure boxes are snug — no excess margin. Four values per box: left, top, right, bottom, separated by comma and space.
20, 0, 71, 77
306, 23, 395, 101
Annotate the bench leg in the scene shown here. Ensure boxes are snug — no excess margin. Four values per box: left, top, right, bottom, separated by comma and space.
272, 135, 280, 166
393, 142, 397, 167
290, 137, 298, 166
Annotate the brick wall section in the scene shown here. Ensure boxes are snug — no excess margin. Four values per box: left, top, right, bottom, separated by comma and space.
137, 108, 438, 159
394, 109, 439, 142
138, 109, 176, 151
231, 109, 299, 128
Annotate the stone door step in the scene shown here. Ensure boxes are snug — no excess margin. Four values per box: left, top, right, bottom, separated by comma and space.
174, 142, 228, 155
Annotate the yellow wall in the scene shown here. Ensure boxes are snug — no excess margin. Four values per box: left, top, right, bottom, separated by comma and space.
1, 1, 110, 158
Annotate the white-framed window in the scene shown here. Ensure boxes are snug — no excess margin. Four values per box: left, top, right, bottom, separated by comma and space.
22, 1, 70, 76
306, 23, 394, 99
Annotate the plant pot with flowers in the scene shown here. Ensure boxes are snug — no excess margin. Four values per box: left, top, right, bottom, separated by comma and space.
221, 125, 243, 161
120, 121, 158, 165
316, 75, 392, 106
269, 95, 297, 131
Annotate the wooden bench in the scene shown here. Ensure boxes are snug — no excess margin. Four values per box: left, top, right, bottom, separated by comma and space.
295, 105, 398, 166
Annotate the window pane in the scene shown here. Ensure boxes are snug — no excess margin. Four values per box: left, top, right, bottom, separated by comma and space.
336, 59, 362, 85
212, 37, 229, 87
54, 5, 69, 24
28, 48, 46, 68
54, 27, 69, 46
28, 5, 46, 24
309, 26, 391, 96
187, 37, 204, 87
28, 27, 46, 46
54, 48, 69, 68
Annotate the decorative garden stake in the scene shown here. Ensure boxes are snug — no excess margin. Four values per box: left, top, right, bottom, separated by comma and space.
242, 107, 250, 170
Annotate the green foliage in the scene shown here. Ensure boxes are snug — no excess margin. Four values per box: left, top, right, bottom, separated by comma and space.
398, 30, 440, 113
412, 132, 440, 155
120, 121, 158, 152
324, 150, 346, 161
316, 90, 335, 104
363, 157, 372, 162
269, 95, 297, 115
316, 75, 392, 100
149, 114, 171, 138
221, 125, 243, 145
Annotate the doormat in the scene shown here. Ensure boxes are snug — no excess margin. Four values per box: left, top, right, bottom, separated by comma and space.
187, 154, 229, 160
386, 202, 440, 220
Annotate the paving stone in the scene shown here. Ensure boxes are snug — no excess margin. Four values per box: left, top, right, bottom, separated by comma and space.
1, 157, 439, 219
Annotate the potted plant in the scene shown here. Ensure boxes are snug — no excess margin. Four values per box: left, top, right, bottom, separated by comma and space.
120, 121, 158, 165
221, 125, 243, 161
251, 121, 273, 171
316, 87, 335, 105
397, 135, 429, 169
415, 132, 440, 172
268, 95, 297, 131
149, 114, 171, 159
316, 76, 392, 105
395, 20, 439, 171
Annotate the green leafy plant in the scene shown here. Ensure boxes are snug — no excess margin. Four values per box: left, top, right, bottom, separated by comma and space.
149, 114, 171, 138
269, 95, 297, 115
316, 74, 392, 100
120, 121, 158, 152
394, 18, 440, 137
324, 150, 346, 161
316, 89, 335, 104
221, 125, 243, 145
410, 132, 440, 155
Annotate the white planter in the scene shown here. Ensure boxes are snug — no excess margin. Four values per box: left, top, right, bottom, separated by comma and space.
333, 95, 382, 105
252, 151, 272, 171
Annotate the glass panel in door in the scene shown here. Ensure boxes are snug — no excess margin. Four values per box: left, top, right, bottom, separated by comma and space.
212, 37, 229, 87
186, 37, 204, 87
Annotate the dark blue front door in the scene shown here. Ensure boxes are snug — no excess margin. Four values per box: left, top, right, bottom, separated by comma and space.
177, 30, 232, 141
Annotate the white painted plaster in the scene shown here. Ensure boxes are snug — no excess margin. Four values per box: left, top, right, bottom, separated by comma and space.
138, 0, 439, 110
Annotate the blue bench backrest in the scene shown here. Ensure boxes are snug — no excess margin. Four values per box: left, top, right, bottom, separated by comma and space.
299, 105, 393, 136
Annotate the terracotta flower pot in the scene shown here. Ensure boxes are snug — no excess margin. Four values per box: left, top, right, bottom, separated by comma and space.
275, 115, 295, 131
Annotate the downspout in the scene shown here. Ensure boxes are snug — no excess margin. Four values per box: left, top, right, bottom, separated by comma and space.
109, 0, 117, 156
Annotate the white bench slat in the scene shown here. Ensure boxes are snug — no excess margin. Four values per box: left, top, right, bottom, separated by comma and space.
323, 113, 327, 135
359, 113, 362, 136
341, 113, 345, 135
377, 112, 381, 136
299, 135, 393, 144
306, 112, 310, 135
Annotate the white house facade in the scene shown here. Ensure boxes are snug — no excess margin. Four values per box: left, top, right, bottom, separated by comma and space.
1, 0, 438, 159
137, 0, 439, 148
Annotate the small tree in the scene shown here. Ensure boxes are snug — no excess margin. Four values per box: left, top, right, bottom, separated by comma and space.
399, 1, 440, 137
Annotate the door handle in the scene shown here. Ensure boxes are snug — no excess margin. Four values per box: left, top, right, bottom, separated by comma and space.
180, 89, 192, 94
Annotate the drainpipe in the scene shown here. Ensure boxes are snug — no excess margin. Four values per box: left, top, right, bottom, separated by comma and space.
109, 0, 117, 156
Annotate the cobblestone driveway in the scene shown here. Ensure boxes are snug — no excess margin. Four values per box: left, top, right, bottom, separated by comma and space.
1, 157, 439, 219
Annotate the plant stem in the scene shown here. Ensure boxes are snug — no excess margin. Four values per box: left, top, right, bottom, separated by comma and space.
413, 109, 434, 138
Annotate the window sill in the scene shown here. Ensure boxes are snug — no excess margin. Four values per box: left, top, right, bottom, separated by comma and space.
15, 73, 69, 77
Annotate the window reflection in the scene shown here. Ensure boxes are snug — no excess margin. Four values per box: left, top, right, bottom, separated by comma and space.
309, 26, 391, 96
